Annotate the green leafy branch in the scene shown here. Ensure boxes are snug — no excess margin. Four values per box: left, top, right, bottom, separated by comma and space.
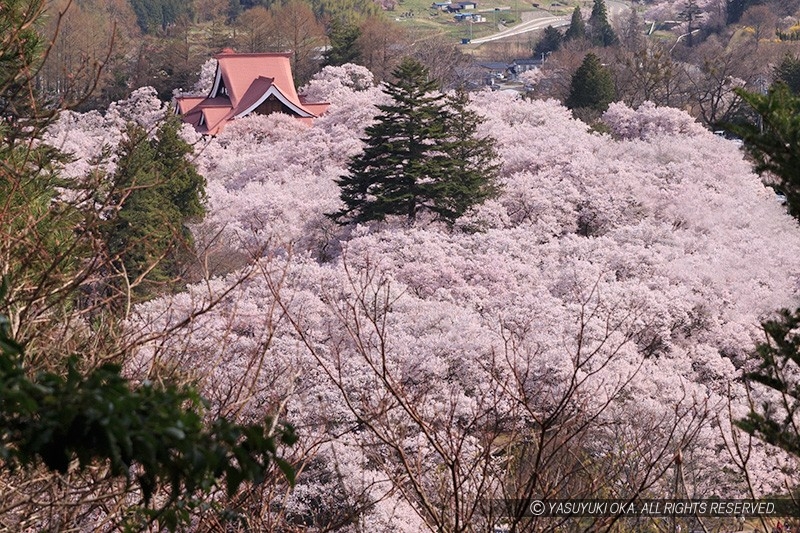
738, 308, 800, 457
0, 283, 296, 530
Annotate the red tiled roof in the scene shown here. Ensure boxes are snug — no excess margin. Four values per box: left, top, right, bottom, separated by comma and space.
200, 107, 232, 134
174, 52, 329, 135
299, 98, 331, 117
175, 96, 205, 114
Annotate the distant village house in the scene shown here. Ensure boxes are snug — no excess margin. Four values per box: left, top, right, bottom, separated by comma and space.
432, 0, 479, 12
446, 1, 477, 12
174, 50, 329, 135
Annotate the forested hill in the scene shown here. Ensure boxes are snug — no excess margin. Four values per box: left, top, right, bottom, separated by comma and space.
36, 64, 800, 529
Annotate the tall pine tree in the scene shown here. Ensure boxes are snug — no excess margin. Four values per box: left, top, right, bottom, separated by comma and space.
564, 6, 586, 42
588, 0, 618, 47
324, 18, 362, 67
774, 53, 800, 95
534, 26, 563, 57
435, 90, 500, 223
103, 115, 206, 302
679, 0, 702, 47
729, 85, 800, 220
565, 52, 616, 114
330, 58, 498, 226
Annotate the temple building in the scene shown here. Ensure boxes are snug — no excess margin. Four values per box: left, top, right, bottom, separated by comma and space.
175, 50, 329, 135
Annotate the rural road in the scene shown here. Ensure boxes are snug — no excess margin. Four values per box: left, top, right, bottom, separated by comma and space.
468, 15, 569, 44
467, 0, 631, 45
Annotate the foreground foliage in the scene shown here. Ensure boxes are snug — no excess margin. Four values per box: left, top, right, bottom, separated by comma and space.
731, 84, 800, 512
731, 84, 800, 219
0, 0, 296, 530
739, 309, 800, 458
0, 302, 296, 530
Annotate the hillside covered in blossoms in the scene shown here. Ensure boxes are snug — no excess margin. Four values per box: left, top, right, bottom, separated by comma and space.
36, 62, 800, 530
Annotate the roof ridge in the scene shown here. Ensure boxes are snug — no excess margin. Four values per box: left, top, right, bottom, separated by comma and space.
215, 51, 293, 59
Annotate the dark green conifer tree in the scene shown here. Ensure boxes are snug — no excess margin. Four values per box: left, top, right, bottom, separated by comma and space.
0, 0, 91, 346
104, 115, 206, 300
774, 53, 800, 95
330, 58, 498, 226
434, 90, 500, 223
129, 0, 192, 33
226, 0, 243, 23
729, 85, 800, 220
565, 52, 616, 114
588, 0, 618, 47
324, 18, 362, 66
726, 0, 754, 24
564, 6, 586, 42
534, 26, 563, 57
737, 309, 800, 460
728, 71, 800, 520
